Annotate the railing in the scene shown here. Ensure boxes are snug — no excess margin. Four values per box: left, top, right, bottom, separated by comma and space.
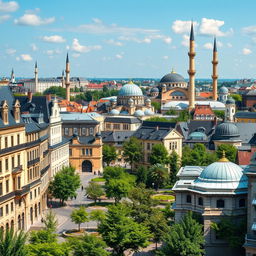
12, 165, 23, 174
43, 150, 49, 157
28, 157, 40, 167
40, 164, 50, 176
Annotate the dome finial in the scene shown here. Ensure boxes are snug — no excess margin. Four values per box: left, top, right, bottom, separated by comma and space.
171, 67, 176, 74
128, 80, 133, 84
218, 150, 229, 162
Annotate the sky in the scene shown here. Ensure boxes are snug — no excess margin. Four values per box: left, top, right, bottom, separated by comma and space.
1, 0, 256, 78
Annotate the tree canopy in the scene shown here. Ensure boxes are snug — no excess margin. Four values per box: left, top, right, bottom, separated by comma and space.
103, 144, 117, 166
149, 144, 169, 165
71, 206, 89, 231
85, 182, 104, 204
43, 86, 66, 98
216, 144, 237, 162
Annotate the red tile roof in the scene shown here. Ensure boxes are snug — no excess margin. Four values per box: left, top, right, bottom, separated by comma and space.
194, 104, 214, 116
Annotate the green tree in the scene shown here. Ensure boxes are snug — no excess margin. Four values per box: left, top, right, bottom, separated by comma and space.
135, 165, 148, 185
146, 117, 171, 122
71, 206, 89, 231
43, 86, 66, 98
216, 144, 238, 163
29, 230, 57, 244
85, 182, 104, 204
230, 94, 242, 102
151, 101, 161, 112
49, 166, 80, 205
70, 234, 109, 256
171, 110, 191, 122
103, 166, 125, 181
42, 210, 58, 232
123, 137, 143, 169
213, 110, 225, 120
98, 204, 151, 256
160, 211, 204, 256
103, 144, 117, 166
0, 228, 27, 256
149, 144, 169, 165
148, 164, 169, 190
90, 210, 106, 225
169, 151, 179, 186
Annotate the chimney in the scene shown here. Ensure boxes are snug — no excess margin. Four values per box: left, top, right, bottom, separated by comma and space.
156, 126, 159, 131
46, 94, 51, 102
28, 91, 32, 102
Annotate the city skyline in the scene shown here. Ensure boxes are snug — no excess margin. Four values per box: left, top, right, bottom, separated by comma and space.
1, 0, 256, 78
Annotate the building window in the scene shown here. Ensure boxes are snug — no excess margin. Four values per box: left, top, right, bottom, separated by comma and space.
147, 143, 150, 150
30, 192, 32, 200
69, 149, 72, 156
0, 183, 2, 196
12, 157, 14, 169
123, 124, 129, 130
17, 155, 20, 166
64, 128, 69, 136
11, 202, 13, 212
89, 127, 94, 135
82, 128, 86, 135
186, 195, 191, 203
5, 137, 7, 148
34, 189, 36, 198
5, 158, 8, 171
0, 207, 3, 217
0, 161, 2, 173
106, 124, 111, 130
17, 177, 21, 189
216, 199, 225, 208
82, 148, 85, 155
11, 136, 14, 147
198, 197, 203, 206
73, 128, 78, 135
6, 180, 9, 193
17, 134, 20, 145
90, 149, 92, 155
86, 149, 89, 155
6, 204, 8, 215
239, 198, 245, 208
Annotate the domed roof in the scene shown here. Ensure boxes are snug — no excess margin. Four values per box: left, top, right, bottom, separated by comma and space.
134, 110, 145, 117
120, 110, 129, 115
226, 97, 235, 104
151, 87, 159, 93
188, 131, 207, 141
194, 155, 248, 190
144, 109, 154, 116
160, 71, 185, 83
118, 81, 143, 97
109, 109, 120, 115
219, 86, 228, 94
214, 122, 240, 140
128, 98, 134, 103
145, 98, 151, 102
110, 98, 117, 102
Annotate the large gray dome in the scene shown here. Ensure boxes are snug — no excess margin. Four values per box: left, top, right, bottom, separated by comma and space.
214, 122, 240, 140
160, 72, 185, 83
119, 81, 143, 96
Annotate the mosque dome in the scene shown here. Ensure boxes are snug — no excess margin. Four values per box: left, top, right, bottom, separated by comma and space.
144, 109, 154, 116
109, 109, 120, 115
226, 97, 235, 104
160, 71, 185, 83
214, 122, 240, 140
219, 86, 228, 94
134, 110, 145, 117
194, 155, 248, 190
118, 81, 143, 97
150, 87, 159, 93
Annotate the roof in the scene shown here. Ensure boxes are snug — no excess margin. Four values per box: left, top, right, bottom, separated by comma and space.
160, 72, 185, 83
105, 116, 141, 124
236, 122, 256, 144
60, 113, 99, 124
193, 104, 214, 116
102, 131, 135, 143
118, 82, 143, 97
198, 92, 213, 98
235, 112, 256, 119
213, 122, 240, 140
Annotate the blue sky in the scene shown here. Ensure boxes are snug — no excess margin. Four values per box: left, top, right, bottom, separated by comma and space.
1, 0, 256, 78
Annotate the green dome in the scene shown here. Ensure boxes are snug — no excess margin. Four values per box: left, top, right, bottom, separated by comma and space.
119, 82, 143, 96
188, 131, 207, 141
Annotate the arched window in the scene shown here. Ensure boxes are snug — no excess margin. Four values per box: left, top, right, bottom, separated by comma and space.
198, 197, 203, 206
216, 199, 225, 208
239, 198, 246, 208
186, 195, 191, 203
18, 215, 21, 230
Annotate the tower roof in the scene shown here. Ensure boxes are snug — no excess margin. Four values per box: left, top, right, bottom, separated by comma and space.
35, 61, 37, 68
190, 22, 194, 41
213, 37, 217, 52
66, 53, 69, 64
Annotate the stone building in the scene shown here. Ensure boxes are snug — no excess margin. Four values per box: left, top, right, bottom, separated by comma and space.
104, 116, 141, 131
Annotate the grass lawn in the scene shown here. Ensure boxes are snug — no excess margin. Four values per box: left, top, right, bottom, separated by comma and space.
91, 177, 106, 182
152, 194, 175, 201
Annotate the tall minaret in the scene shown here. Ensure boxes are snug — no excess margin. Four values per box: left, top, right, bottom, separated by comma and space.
34, 61, 38, 91
65, 53, 70, 101
61, 70, 65, 88
212, 37, 218, 101
10, 68, 15, 83
188, 22, 196, 111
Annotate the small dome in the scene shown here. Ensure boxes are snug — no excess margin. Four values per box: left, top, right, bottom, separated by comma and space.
110, 98, 117, 102
109, 109, 120, 115
118, 81, 143, 96
146, 98, 151, 102
120, 110, 129, 115
134, 110, 145, 117
219, 86, 228, 94
226, 97, 235, 105
188, 131, 207, 141
160, 72, 185, 83
128, 98, 134, 103
150, 87, 159, 93
162, 84, 167, 88
214, 122, 240, 139
144, 109, 154, 116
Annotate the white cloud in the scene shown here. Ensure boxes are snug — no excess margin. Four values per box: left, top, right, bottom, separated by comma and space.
72, 53, 80, 58
227, 43, 232, 48
6, 48, 16, 55
242, 48, 252, 55
15, 56, 19, 61
242, 25, 256, 35
31, 43, 38, 51
105, 39, 123, 46
181, 34, 189, 47
14, 14, 55, 26
20, 54, 32, 61
71, 38, 102, 53
203, 42, 213, 50
199, 18, 233, 37
163, 37, 172, 44
217, 41, 223, 47
0, 14, 10, 22
0, 1, 18, 12
42, 35, 66, 43
118, 34, 171, 44
115, 54, 123, 59
45, 49, 61, 56
172, 20, 198, 34
163, 56, 169, 60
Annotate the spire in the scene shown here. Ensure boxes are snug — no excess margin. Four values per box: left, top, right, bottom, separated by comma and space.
66, 53, 69, 64
62, 70, 64, 76
213, 37, 217, 52
190, 22, 194, 41
35, 61, 37, 69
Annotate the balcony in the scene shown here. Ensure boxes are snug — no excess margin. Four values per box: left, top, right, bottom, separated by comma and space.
43, 150, 49, 157
28, 157, 40, 167
15, 185, 30, 197
244, 234, 256, 248
12, 165, 23, 175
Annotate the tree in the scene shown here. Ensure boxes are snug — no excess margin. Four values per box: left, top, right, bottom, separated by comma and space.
103, 145, 117, 166
98, 204, 151, 256
148, 164, 169, 190
43, 86, 66, 98
49, 166, 80, 205
71, 206, 89, 231
216, 144, 238, 163
135, 165, 148, 185
230, 94, 242, 102
70, 234, 110, 256
160, 211, 204, 256
123, 137, 143, 169
213, 110, 225, 120
0, 228, 27, 256
85, 182, 104, 204
42, 210, 57, 232
29, 230, 57, 244
170, 110, 191, 122
146, 117, 171, 122
151, 101, 161, 112
90, 210, 105, 225
103, 166, 125, 180
149, 144, 169, 165
169, 151, 179, 186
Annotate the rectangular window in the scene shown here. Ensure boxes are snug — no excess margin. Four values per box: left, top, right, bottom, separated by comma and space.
106, 124, 111, 130
147, 143, 150, 150
6, 180, 9, 193
86, 149, 89, 155
113, 124, 120, 130
11, 202, 13, 212
82, 149, 85, 155
11, 136, 14, 147
69, 149, 72, 156
0, 183, 2, 195
17, 155, 20, 166
17, 177, 21, 189
64, 128, 69, 136
0, 207, 3, 217
89, 127, 94, 135
34, 189, 36, 198
12, 157, 14, 169
0, 161, 2, 173
30, 192, 32, 200
17, 134, 20, 145
73, 128, 78, 134
90, 149, 92, 155
5, 158, 8, 171
82, 128, 86, 135
5, 137, 8, 148
5, 204, 8, 215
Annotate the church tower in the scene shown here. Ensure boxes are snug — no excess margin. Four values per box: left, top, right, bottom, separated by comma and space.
188, 22, 196, 111
10, 68, 15, 83
65, 53, 70, 101
34, 61, 38, 91
212, 38, 218, 101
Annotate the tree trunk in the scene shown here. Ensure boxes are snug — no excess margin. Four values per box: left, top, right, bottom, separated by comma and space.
78, 223, 80, 231
94, 199, 97, 205
155, 242, 158, 250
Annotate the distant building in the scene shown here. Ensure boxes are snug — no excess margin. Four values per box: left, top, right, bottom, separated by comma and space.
242, 90, 256, 108
104, 116, 141, 131
193, 104, 215, 120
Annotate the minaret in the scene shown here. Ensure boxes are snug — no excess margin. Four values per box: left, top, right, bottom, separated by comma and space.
212, 37, 218, 101
10, 68, 15, 83
61, 70, 65, 88
65, 53, 70, 101
188, 22, 196, 111
34, 61, 38, 92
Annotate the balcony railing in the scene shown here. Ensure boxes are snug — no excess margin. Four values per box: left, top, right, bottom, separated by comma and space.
28, 157, 40, 167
